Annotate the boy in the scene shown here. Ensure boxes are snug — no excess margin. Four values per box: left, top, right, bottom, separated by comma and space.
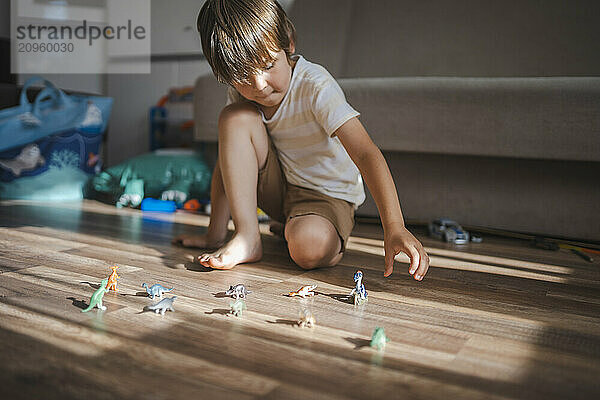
175, 0, 430, 280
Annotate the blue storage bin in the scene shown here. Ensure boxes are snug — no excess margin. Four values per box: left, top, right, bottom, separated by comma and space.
0, 77, 113, 200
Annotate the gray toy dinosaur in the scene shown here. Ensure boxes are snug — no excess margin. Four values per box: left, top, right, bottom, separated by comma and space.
225, 284, 251, 299
147, 296, 177, 315
141, 283, 174, 299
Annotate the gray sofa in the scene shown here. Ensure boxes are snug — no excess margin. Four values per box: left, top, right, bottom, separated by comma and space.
194, 0, 600, 241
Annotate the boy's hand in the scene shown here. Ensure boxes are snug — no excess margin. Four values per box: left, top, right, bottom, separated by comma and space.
384, 223, 430, 281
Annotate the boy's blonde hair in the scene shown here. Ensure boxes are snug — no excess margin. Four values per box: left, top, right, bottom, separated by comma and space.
197, 0, 297, 84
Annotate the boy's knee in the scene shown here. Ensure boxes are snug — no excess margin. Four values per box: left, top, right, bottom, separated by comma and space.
289, 247, 325, 270
286, 221, 340, 270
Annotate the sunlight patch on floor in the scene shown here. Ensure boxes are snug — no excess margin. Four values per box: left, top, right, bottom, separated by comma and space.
0, 302, 120, 357
347, 237, 570, 284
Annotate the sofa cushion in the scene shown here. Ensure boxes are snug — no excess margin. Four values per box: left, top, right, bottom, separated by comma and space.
341, 77, 600, 162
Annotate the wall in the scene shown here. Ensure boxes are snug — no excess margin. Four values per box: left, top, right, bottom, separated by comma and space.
343, 0, 600, 78
105, 58, 212, 166
105, 0, 296, 166
104, 0, 211, 166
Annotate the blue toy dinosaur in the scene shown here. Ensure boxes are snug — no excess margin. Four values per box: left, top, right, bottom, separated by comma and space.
141, 283, 174, 299
349, 270, 368, 305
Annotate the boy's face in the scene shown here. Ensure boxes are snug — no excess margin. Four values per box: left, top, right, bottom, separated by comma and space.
232, 49, 294, 110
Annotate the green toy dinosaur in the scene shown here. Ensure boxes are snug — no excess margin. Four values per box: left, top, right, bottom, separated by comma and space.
229, 299, 247, 317
370, 327, 390, 350
82, 278, 109, 312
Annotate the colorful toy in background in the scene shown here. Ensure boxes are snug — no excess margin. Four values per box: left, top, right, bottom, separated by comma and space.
370, 327, 390, 350
428, 218, 475, 244
87, 149, 211, 209
532, 236, 595, 263
82, 278, 109, 312
257, 207, 269, 222
105, 265, 120, 292
0, 76, 113, 201
141, 198, 177, 213
149, 86, 194, 151
183, 198, 201, 211
350, 270, 368, 305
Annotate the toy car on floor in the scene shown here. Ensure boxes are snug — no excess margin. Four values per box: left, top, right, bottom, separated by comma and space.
428, 218, 470, 244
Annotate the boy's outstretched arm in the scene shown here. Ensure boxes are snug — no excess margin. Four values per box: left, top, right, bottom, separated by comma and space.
335, 117, 430, 280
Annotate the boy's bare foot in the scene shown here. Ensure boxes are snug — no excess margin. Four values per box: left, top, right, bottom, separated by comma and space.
197, 233, 262, 270
172, 233, 225, 249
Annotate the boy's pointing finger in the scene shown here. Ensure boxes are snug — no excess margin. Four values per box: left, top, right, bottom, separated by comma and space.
408, 246, 420, 276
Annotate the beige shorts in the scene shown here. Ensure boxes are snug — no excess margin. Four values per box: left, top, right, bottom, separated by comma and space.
257, 138, 355, 252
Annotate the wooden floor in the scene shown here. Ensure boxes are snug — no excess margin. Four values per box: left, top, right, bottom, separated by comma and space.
0, 200, 599, 400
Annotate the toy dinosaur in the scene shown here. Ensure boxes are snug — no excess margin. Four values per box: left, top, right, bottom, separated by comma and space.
105, 265, 120, 292
225, 284, 251, 299
82, 278, 109, 312
349, 270, 368, 305
287, 284, 317, 298
147, 296, 177, 315
141, 283, 174, 299
370, 327, 390, 350
229, 298, 247, 317
297, 310, 316, 328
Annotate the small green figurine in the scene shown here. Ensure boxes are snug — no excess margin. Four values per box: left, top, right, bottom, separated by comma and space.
82, 278, 109, 312
370, 327, 390, 350
229, 298, 247, 317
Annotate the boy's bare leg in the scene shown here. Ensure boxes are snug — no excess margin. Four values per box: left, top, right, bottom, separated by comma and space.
172, 162, 230, 248
285, 214, 343, 270
197, 103, 269, 269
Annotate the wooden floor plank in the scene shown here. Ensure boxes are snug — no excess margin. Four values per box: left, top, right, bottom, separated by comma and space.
1, 200, 599, 399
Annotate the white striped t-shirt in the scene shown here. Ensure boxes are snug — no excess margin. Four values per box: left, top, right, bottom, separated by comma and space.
226, 55, 365, 207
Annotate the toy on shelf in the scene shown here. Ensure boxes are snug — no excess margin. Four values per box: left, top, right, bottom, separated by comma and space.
370, 327, 390, 350
147, 296, 177, 315
297, 310, 316, 328
88, 150, 211, 209
105, 265, 120, 292
141, 283, 174, 299
229, 298, 247, 317
183, 198, 201, 211
257, 207, 269, 222
82, 278, 109, 313
141, 198, 177, 212
349, 270, 368, 305
287, 284, 317, 298
225, 284, 251, 299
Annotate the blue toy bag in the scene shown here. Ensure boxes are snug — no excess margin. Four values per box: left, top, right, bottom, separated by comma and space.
0, 77, 113, 200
